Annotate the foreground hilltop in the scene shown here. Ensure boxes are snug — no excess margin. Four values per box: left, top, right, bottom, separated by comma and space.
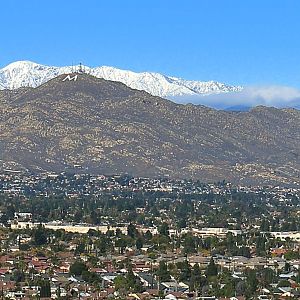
0, 73, 299, 186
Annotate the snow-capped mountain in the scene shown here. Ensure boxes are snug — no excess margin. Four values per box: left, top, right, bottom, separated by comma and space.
0, 61, 242, 98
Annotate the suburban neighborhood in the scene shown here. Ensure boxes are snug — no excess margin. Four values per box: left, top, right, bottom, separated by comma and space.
0, 172, 299, 299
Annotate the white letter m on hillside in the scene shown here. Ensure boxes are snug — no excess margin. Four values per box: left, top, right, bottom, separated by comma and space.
62, 75, 78, 82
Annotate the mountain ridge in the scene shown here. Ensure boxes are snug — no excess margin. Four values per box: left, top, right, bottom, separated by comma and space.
0, 61, 242, 98
0, 72, 299, 186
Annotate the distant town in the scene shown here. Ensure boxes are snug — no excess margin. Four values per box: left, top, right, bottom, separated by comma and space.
0, 172, 300, 299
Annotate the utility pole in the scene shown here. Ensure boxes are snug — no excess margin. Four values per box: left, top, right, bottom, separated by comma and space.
151, 260, 153, 289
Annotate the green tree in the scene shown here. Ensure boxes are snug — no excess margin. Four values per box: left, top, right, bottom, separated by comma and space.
256, 235, 266, 256
69, 260, 88, 276
205, 257, 218, 277
127, 223, 138, 238
222, 279, 235, 297
75, 243, 85, 255
236, 280, 246, 296
136, 237, 143, 250
284, 262, 291, 272
295, 270, 300, 284
11, 269, 25, 283
144, 230, 153, 241
115, 236, 131, 254
127, 266, 143, 292
260, 219, 270, 231
278, 279, 291, 287
178, 260, 191, 282
158, 222, 169, 237
156, 261, 170, 282
33, 225, 48, 246
182, 234, 196, 254
259, 268, 275, 287
40, 279, 51, 298
114, 275, 128, 294
246, 269, 258, 296
191, 263, 201, 282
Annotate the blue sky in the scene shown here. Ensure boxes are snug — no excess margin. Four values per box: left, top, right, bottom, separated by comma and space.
1, 0, 300, 88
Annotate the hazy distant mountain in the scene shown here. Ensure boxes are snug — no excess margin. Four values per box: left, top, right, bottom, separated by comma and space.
0, 72, 299, 186
0, 61, 242, 98
224, 105, 251, 112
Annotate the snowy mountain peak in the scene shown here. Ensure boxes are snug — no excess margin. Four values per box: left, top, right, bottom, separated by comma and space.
2, 60, 39, 70
0, 61, 242, 97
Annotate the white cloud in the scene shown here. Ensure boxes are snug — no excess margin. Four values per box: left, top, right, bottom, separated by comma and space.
245, 86, 300, 104
170, 85, 300, 110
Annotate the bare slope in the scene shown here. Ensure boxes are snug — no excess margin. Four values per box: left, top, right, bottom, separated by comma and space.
0, 73, 299, 186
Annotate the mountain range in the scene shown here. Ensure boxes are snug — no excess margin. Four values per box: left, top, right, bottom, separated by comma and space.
0, 61, 242, 99
0, 72, 299, 186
